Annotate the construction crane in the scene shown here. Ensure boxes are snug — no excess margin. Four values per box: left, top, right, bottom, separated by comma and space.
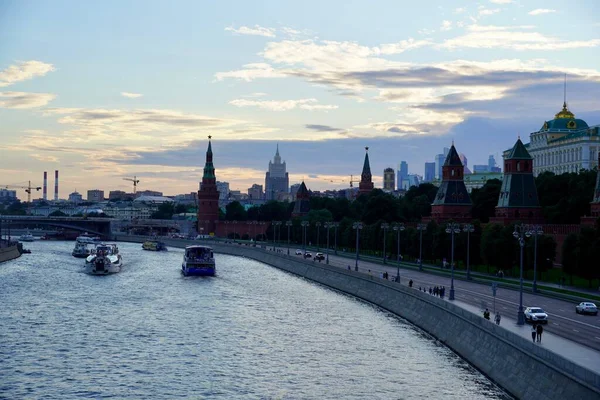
2, 181, 42, 203
349, 175, 361, 188
123, 176, 140, 194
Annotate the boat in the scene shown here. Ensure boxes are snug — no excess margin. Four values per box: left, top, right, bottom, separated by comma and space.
181, 245, 215, 276
84, 243, 123, 275
142, 240, 168, 251
72, 241, 91, 258
75, 233, 100, 244
18, 233, 35, 242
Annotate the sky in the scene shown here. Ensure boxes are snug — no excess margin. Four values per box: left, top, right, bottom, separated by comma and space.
1, 0, 600, 198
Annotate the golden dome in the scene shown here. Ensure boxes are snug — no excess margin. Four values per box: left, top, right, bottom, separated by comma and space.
555, 102, 575, 119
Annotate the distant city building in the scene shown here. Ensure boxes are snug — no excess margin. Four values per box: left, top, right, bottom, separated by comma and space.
424, 162, 435, 182
265, 144, 289, 201
358, 147, 374, 196
290, 183, 301, 198
68, 191, 83, 203
383, 167, 395, 191
108, 190, 134, 201
173, 192, 197, 206
464, 172, 504, 192
216, 181, 230, 201
0, 188, 17, 201
103, 202, 155, 220
136, 190, 163, 198
248, 184, 264, 200
228, 190, 242, 201
398, 161, 408, 190
506, 102, 600, 176
472, 165, 489, 173
489, 155, 499, 172
435, 153, 445, 180
405, 174, 420, 189
459, 153, 472, 174
134, 195, 173, 204
87, 189, 104, 202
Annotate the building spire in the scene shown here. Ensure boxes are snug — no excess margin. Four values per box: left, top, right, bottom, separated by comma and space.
276, 143, 280, 157
564, 73, 567, 108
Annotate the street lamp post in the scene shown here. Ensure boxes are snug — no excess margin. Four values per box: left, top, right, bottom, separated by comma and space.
272, 221, 282, 251
233, 220, 237, 242
381, 223, 389, 264
526, 224, 543, 293
259, 221, 266, 242
286, 221, 292, 255
301, 221, 309, 253
392, 223, 405, 282
324, 222, 332, 264
333, 222, 340, 255
463, 224, 475, 280
416, 223, 426, 271
353, 222, 363, 270
445, 223, 461, 300
315, 221, 321, 251
513, 224, 526, 325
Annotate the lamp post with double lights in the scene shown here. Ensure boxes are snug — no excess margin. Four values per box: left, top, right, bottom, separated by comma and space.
463, 223, 475, 280
353, 222, 363, 270
393, 223, 405, 282
445, 223, 461, 300
301, 221, 309, 253
380, 223, 389, 264
259, 221, 266, 242
526, 224, 543, 293
332, 222, 340, 255
315, 221, 321, 251
513, 224, 527, 325
324, 221, 333, 264
416, 223, 426, 271
285, 221, 292, 255
272, 221, 282, 251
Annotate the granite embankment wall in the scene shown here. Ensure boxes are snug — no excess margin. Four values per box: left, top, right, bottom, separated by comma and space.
0, 245, 21, 264
118, 236, 600, 400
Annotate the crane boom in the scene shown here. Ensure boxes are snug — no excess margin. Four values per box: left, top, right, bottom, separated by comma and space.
2, 181, 42, 203
123, 176, 140, 194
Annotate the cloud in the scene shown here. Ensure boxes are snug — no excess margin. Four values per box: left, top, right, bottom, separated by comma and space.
528, 9, 556, 16
479, 8, 501, 16
489, 0, 512, 3
454, 8, 466, 14
241, 92, 268, 98
0, 60, 55, 87
305, 124, 345, 132
229, 98, 337, 111
215, 63, 285, 81
121, 92, 143, 98
30, 153, 59, 162
225, 25, 276, 38
442, 25, 600, 50
0, 91, 56, 108
440, 20, 453, 31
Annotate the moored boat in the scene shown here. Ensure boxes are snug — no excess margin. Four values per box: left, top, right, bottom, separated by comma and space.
142, 240, 168, 251
72, 241, 91, 258
18, 233, 35, 242
84, 243, 122, 275
76, 233, 100, 244
181, 245, 215, 276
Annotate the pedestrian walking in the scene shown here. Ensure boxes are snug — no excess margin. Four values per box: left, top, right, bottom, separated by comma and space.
409, 279, 413, 288
483, 308, 490, 320
531, 325, 537, 342
429, 287, 432, 295
536, 324, 544, 343
494, 312, 501, 325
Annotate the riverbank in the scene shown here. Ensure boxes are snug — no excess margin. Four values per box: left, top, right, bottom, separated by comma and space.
116, 235, 600, 399
0, 243, 21, 264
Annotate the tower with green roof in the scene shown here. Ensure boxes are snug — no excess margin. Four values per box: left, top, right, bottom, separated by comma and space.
494, 138, 543, 223
197, 136, 220, 235
430, 143, 472, 222
358, 147, 374, 196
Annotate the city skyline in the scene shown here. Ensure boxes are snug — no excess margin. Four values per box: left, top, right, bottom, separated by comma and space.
1, 0, 600, 196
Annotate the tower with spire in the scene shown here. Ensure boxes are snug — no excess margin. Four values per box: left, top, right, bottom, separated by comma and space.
589, 152, 600, 219
358, 147, 374, 196
493, 137, 543, 224
291, 181, 311, 217
430, 143, 472, 222
197, 136, 220, 235
265, 144, 289, 201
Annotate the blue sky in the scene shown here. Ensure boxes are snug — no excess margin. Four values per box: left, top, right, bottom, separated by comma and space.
1, 0, 599, 197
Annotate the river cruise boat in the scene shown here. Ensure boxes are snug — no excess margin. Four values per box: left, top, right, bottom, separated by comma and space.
181, 245, 215, 276
72, 241, 91, 258
142, 240, 168, 251
84, 243, 123, 275
18, 233, 35, 242
76, 233, 100, 244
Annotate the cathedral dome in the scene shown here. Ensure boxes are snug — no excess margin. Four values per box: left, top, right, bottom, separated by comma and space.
541, 103, 588, 131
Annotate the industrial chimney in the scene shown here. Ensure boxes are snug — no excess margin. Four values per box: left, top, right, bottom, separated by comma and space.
54, 170, 59, 201
43, 171, 48, 200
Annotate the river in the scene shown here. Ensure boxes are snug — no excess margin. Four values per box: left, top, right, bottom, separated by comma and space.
0, 241, 511, 399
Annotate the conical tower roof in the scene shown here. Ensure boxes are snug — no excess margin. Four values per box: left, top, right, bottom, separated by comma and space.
362, 149, 371, 176
296, 181, 308, 197
202, 136, 215, 180
507, 138, 532, 160
444, 144, 463, 167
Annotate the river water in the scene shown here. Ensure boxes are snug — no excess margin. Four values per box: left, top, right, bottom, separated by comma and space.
0, 241, 511, 399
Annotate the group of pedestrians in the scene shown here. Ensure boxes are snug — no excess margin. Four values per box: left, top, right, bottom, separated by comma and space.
416, 285, 446, 298
531, 324, 544, 343
482, 308, 502, 325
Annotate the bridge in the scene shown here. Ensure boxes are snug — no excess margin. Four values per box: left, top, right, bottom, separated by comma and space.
0, 215, 112, 237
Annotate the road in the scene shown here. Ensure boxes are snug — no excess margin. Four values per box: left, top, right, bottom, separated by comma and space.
281, 246, 600, 352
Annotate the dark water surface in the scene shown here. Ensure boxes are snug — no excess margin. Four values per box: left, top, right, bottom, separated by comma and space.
0, 241, 511, 399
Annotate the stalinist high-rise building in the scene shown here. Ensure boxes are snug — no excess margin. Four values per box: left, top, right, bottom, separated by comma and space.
265, 144, 289, 200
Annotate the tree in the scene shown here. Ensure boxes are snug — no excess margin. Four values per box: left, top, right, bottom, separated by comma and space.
561, 233, 579, 285
49, 210, 67, 217
225, 201, 247, 221
470, 179, 502, 222
151, 202, 176, 219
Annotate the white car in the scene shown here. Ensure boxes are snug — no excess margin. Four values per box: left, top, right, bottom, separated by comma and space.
295, 249, 303, 255
524, 307, 548, 324
575, 302, 598, 315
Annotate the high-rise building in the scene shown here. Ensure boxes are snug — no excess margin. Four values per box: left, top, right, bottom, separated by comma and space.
435, 153, 445, 179
397, 161, 408, 189
68, 192, 83, 203
216, 181, 230, 201
265, 144, 289, 200
0, 188, 17, 201
248, 184, 263, 200
424, 162, 435, 182
87, 189, 104, 202
459, 153, 472, 174
383, 167, 395, 191
290, 183, 301, 198
488, 155, 496, 171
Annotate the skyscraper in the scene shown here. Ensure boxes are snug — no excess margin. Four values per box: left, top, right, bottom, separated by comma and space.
383, 167, 395, 191
435, 154, 445, 180
265, 144, 289, 200
424, 162, 435, 182
398, 161, 408, 189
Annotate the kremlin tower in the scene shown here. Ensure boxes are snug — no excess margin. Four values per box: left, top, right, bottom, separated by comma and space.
197, 136, 220, 235
358, 147, 374, 196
